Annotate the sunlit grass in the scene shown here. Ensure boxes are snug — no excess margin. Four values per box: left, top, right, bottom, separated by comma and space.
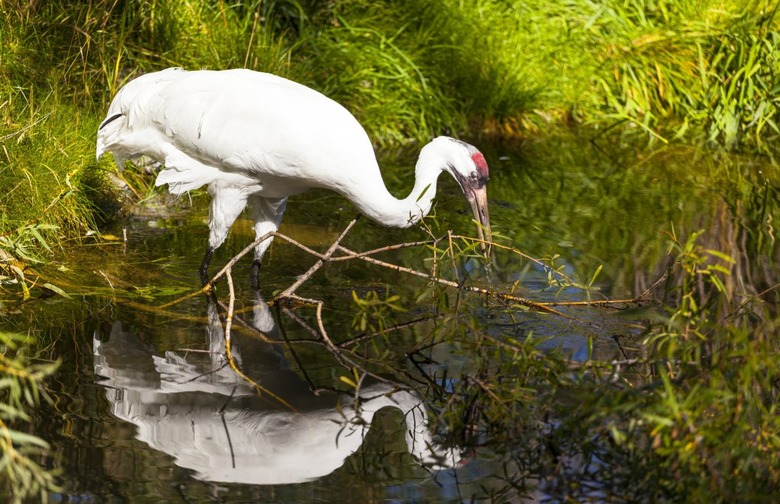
0, 93, 97, 231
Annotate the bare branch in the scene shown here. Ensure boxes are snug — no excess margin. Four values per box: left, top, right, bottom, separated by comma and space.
221, 267, 297, 411
336, 244, 573, 317
277, 218, 358, 299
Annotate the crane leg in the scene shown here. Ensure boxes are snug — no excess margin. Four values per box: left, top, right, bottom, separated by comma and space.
202, 185, 249, 286
199, 247, 215, 285
248, 195, 288, 290
250, 259, 262, 291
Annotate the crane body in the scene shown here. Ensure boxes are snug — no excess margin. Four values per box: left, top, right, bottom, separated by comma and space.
97, 68, 491, 287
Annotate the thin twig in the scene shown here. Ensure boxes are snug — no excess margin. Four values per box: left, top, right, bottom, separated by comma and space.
449, 233, 580, 286
447, 230, 463, 285
210, 231, 275, 285
279, 294, 393, 385
329, 239, 440, 261
225, 268, 235, 343
277, 218, 358, 299
157, 284, 211, 309
222, 267, 297, 411
338, 315, 440, 348
217, 299, 277, 344
162, 224, 642, 314
469, 376, 511, 413
275, 303, 323, 393
336, 244, 572, 317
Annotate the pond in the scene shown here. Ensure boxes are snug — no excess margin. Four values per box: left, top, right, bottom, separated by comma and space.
3, 135, 777, 501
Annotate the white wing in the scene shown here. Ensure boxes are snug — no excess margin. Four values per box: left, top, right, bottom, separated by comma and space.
96, 68, 381, 198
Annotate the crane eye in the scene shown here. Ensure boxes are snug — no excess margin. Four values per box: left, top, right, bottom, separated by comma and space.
470, 171, 478, 180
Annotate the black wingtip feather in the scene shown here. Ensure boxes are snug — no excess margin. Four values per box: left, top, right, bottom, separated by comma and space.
99, 113, 123, 131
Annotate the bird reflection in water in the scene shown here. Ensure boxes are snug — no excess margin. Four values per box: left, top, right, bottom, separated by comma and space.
93, 295, 460, 485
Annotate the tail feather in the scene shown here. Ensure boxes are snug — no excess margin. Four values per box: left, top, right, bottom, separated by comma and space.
155, 151, 218, 195
98, 68, 263, 196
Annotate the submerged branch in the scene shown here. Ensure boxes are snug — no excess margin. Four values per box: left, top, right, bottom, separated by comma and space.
163, 221, 652, 318
146, 219, 651, 318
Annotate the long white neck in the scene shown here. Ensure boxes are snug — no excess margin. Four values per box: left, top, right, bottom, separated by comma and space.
353, 385, 460, 469
343, 139, 450, 228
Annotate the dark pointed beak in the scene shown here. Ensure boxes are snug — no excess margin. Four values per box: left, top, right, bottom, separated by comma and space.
467, 186, 492, 258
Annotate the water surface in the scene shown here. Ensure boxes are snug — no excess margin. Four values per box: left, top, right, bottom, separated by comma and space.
4, 136, 776, 501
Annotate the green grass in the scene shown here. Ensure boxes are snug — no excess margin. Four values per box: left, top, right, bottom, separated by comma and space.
5, 0, 777, 147
575, 0, 780, 150
0, 94, 96, 231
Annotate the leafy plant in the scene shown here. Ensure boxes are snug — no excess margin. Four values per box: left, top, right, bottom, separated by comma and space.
351, 288, 406, 334
580, 0, 780, 149
0, 332, 60, 503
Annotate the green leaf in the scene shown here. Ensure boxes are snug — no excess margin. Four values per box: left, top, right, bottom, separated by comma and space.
7, 430, 50, 449
415, 183, 431, 203
339, 375, 357, 388
42, 283, 71, 299
705, 249, 736, 264
587, 265, 603, 287
28, 227, 51, 253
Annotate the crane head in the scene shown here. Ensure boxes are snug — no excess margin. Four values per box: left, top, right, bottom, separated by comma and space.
444, 140, 493, 258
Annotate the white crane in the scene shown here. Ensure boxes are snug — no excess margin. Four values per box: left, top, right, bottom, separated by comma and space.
96, 68, 492, 288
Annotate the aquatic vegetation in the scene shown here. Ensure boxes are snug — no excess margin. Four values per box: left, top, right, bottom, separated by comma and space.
0, 332, 60, 503
0, 137, 775, 499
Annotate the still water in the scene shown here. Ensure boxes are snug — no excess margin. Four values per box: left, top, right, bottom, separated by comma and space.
4, 136, 776, 501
